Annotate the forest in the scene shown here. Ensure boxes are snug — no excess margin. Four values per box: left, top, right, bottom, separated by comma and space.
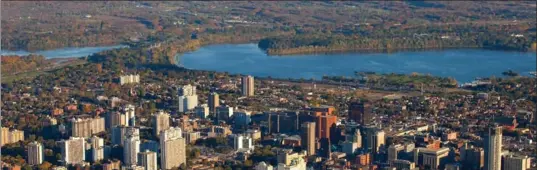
1, 55, 48, 75
1, 1, 536, 52
258, 24, 537, 55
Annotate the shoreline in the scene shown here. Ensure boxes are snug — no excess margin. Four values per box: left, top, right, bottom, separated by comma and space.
263, 46, 536, 56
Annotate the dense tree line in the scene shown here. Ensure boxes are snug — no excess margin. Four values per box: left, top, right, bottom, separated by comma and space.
1, 55, 48, 75
258, 27, 537, 55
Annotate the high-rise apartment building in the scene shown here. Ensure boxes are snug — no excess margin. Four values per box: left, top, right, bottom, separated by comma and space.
178, 85, 198, 112
120, 74, 140, 85
241, 75, 255, 96
300, 122, 316, 156
152, 111, 170, 136
178, 84, 196, 96
70, 117, 106, 138
233, 134, 254, 151
27, 141, 44, 165
484, 125, 502, 170
106, 112, 127, 129
124, 127, 141, 166
160, 127, 186, 169
90, 136, 104, 162
1, 127, 24, 146
60, 137, 86, 165
124, 104, 136, 126
138, 150, 157, 170
208, 92, 220, 113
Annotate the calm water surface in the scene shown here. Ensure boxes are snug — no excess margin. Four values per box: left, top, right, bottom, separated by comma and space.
179, 44, 536, 83
0, 45, 127, 58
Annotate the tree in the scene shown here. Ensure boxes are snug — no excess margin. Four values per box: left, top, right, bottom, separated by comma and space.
38, 161, 52, 170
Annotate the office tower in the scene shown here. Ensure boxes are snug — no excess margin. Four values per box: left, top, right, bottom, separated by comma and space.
353, 129, 362, 148
124, 127, 141, 166
152, 111, 170, 136
503, 155, 531, 170
310, 105, 335, 116
316, 115, 337, 139
279, 112, 300, 134
348, 102, 373, 125
241, 75, 255, 96
124, 104, 136, 126
267, 113, 281, 134
371, 130, 386, 154
234, 110, 252, 129
60, 137, 86, 165
484, 125, 502, 170
413, 147, 450, 170
319, 138, 331, 158
388, 144, 404, 161
460, 143, 484, 170
342, 141, 358, 155
208, 92, 220, 113
178, 85, 198, 113
391, 159, 416, 170
90, 136, 104, 162
195, 104, 209, 119
160, 127, 186, 169
300, 122, 316, 156
27, 141, 44, 165
137, 150, 157, 170
216, 105, 234, 123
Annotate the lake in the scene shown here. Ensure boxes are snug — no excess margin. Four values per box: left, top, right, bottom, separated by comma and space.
0, 45, 127, 59
179, 44, 536, 83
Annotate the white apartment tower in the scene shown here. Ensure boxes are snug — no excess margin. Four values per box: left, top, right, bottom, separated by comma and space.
160, 127, 186, 169
27, 141, 44, 165
124, 127, 141, 166
60, 137, 86, 165
138, 150, 158, 170
178, 85, 198, 112
124, 104, 136, 126
90, 136, 104, 162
